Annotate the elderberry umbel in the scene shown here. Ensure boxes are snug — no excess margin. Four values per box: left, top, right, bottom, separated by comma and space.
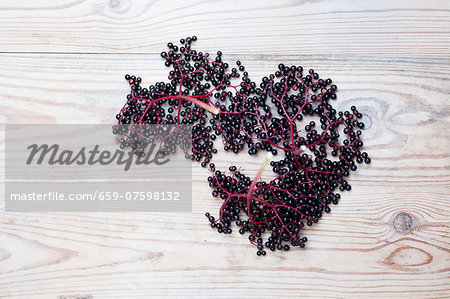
114, 36, 371, 255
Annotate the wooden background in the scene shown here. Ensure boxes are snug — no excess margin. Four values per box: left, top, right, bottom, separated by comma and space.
0, 0, 449, 298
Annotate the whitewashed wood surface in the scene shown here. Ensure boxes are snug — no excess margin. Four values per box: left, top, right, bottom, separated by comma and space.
0, 0, 449, 298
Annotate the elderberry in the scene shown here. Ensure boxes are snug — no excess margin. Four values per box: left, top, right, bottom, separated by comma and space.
115, 36, 371, 256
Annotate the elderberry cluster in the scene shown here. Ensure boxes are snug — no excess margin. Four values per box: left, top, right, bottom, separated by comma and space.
114, 36, 371, 255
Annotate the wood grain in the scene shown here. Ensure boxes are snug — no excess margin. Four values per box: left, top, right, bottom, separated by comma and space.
0, 0, 449, 298
0, 0, 449, 56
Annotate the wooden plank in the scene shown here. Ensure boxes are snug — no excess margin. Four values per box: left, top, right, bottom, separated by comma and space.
0, 53, 449, 298
0, 0, 449, 56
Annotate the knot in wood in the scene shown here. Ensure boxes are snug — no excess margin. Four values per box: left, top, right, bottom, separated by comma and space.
393, 212, 412, 233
